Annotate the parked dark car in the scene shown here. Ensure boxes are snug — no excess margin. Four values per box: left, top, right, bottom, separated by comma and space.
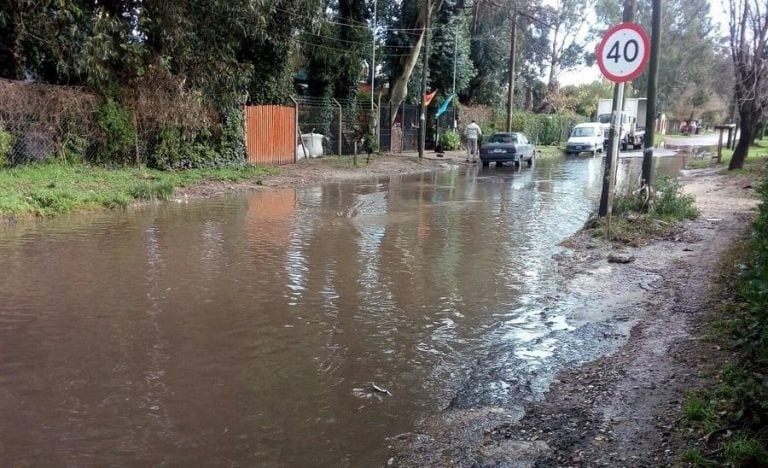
479, 132, 535, 167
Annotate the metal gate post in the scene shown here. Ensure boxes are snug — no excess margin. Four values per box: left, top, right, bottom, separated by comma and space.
333, 98, 342, 156
290, 96, 299, 163
243, 105, 248, 164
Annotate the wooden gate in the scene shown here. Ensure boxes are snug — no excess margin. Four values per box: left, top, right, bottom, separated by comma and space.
244, 105, 296, 165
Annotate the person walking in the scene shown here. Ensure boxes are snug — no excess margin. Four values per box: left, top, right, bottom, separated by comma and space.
465, 120, 482, 163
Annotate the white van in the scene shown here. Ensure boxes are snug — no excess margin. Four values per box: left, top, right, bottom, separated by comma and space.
565, 123, 604, 156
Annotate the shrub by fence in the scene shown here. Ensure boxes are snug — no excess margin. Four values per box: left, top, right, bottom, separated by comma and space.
457, 104, 586, 146
0, 79, 102, 165
0, 78, 245, 169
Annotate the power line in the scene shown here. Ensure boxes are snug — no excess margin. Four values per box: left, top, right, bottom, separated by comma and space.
273, 31, 418, 58
272, 5, 443, 33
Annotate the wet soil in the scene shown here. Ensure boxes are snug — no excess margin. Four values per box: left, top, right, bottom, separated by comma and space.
390, 167, 760, 467
175, 153, 461, 199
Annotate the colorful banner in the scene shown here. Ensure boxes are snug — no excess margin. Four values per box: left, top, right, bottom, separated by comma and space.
424, 90, 438, 106
435, 94, 455, 117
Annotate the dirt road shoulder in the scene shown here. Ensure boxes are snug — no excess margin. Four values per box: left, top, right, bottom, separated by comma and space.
391, 167, 760, 467
483, 168, 759, 466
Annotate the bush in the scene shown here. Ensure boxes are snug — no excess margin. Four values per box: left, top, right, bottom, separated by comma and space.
439, 131, 461, 151
363, 131, 379, 154
0, 124, 13, 166
612, 177, 698, 221
97, 98, 136, 164
649, 177, 699, 220
218, 106, 246, 167
148, 126, 221, 170
56, 132, 88, 164
148, 127, 183, 170
468, 108, 585, 146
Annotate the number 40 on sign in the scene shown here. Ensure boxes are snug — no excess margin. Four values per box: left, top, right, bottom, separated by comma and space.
596, 23, 650, 83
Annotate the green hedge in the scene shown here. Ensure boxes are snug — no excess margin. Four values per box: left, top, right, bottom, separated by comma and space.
479, 111, 586, 146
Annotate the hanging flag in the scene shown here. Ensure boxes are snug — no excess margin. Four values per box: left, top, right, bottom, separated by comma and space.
424, 90, 438, 106
435, 94, 455, 117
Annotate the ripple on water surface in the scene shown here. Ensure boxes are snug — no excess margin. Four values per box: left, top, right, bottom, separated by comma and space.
0, 156, 685, 466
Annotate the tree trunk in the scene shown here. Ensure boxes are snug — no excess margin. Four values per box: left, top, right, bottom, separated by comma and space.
389, 1, 429, 123
389, 0, 444, 123
728, 109, 753, 170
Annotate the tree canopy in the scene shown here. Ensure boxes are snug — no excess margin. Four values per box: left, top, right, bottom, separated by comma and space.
0, 0, 742, 122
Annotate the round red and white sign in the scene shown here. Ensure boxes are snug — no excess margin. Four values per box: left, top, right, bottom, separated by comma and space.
596, 22, 650, 83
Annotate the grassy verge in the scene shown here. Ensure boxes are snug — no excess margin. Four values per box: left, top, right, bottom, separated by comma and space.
586, 176, 699, 245
677, 173, 768, 467
0, 162, 275, 219
685, 138, 768, 172
538, 145, 565, 158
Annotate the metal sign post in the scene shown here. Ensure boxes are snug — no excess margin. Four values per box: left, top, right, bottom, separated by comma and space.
596, 22, 650, 218
606, 83, 625, 217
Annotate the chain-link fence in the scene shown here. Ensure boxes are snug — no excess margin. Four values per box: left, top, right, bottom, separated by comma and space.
0, 79, 103, 165
295, 96, 377, 157
379, 103, 422, 153
0, 77, 232, 169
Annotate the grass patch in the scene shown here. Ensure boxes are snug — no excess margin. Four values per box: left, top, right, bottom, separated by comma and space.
685, 138, 768, 172
682, 392, 718, 433
588, 176, 698, 244
723, 437, 768, 466
537, 145, 565, 158
680, 448, 715, 467
0, 162, 275, 219
129, 180, 174, 201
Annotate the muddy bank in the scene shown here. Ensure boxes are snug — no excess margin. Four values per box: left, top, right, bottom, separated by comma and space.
174, 154, 458, 199
390, 167, 760, 467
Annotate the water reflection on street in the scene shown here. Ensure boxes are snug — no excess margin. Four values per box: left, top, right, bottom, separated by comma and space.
0, 154, 684, 466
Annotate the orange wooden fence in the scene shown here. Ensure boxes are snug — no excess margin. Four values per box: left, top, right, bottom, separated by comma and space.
244, 105, 296, 165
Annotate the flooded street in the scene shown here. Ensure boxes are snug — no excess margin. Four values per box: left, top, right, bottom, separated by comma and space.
0, 155, 685, 466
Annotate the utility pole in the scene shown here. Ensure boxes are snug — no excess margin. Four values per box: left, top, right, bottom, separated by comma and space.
598, 0, 636, 217
370, 0, 377, 112
452, 22, 458, 130
418, 2, 432, 158
452, 22, 458, 95
641, 0, 661, 192
506, 12, 517, 132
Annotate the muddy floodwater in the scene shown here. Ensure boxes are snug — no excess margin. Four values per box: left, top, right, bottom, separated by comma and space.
0, 155, 684, 466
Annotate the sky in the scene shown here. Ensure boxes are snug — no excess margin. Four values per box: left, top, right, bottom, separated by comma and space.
556, 0, 729, 87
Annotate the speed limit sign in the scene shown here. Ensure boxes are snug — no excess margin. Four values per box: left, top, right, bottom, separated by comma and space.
597, 22, 650, 83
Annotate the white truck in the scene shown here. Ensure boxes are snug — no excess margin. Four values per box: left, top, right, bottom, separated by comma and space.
596, 97, 647, 151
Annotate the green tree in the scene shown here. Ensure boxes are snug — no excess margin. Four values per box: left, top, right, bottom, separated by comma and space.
539, 0, 593, 110
726, 0, 768, 170
561, 80, 614, 117
593, 0, 731, 123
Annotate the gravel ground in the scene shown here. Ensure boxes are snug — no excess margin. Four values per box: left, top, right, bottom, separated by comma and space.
390, 167, 760, 467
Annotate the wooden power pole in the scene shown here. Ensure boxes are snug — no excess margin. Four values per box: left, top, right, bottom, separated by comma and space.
641, 0, 662, 192
418, 2, 432, 158
506, 12, 517, 132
